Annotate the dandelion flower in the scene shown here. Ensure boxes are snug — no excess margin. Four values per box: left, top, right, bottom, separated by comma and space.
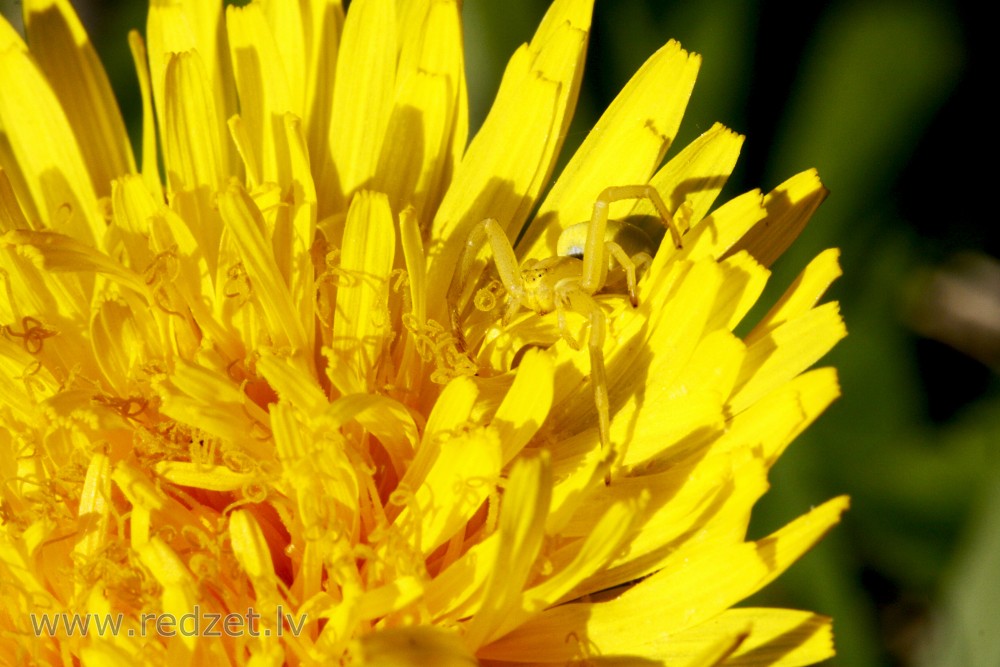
0, 0, 848, 664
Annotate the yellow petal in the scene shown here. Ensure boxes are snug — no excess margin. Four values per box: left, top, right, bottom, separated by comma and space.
0, 530, 58, 617
724, 367, 841, 465
374, 73, 451, 220
219, 182, 307, 351
328, 190, 395, 394
678, 629, 750, 667
730, 302, 846, 414
358, 576, 424, 621
286, 0, 344, 190
570, 449, 770, 597
316, 393, 418, 477
0, 229, 149, 298
634, 122, 745, 229
390, 423, 501, 557
155, 461, 256, 493
25, 0, 136, 194
394, 207, 429, 394
491, 348, 554, 464
256, 351, 327, 411
0, 13, 25, 51
551, 260, 720, 450
640, 189, 765, 303
155, 358, 267, 455
669, 608, 835, 667
226, 2, 294, 185
324, 0, 397, 214
678, 187, 766, 263
137, 537, 199, 654
729, 169, 828, 268
109, 175, 157, 269
0, 48, 102, 242
112, 462, 168, 515
90, 296, 160, 395
522, 498, 637, 611
230, 509, 278, 594
482, 496, 848, 661
72, 453, 111, 570
258, 0, 308, 117
146, 0, 234, 176
748, 247, 842, 344
0, 168, 32, 232
464, 452, 551, 649
162, 50, 225, 192
712, 250, 770, 331
424, 532, 499, 621
522, 39, 701, 260
375, 0, 464, 219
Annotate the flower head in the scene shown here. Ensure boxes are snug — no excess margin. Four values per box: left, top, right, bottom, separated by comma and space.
0, 0, 847, 664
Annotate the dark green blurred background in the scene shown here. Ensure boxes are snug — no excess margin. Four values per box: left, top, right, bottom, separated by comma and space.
3, 1, 993, 665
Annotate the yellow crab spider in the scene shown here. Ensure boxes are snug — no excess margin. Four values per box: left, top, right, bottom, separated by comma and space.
455, 185, 687, 482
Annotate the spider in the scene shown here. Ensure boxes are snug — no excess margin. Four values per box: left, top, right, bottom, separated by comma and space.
452, 185, 688, 482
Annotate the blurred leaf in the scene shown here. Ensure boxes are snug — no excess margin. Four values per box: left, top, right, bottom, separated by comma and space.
917, 469, 1000, 667
770, 0, 963, 261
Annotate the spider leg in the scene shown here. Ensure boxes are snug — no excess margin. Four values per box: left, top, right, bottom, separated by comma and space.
451, 218, 525, 330
604, 241, 642, 307
597, 185, 687, 250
